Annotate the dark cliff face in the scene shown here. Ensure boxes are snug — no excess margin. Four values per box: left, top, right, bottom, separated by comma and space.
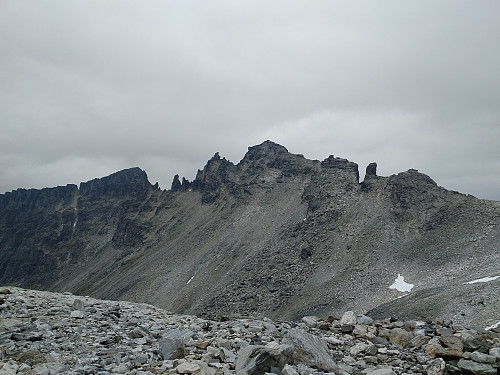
1, 141, 499, 327
0, 184, 78, 287
0, 184, 78, 210
0, 167, 157, 289
79, 167, 152, 198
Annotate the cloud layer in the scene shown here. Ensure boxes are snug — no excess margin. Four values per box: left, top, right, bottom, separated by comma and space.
1, 1, 499, 200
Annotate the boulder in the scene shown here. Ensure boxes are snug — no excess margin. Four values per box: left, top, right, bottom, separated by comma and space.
365, 368, 395, 375
72, 299, 85, 311
176, 361, 201, 374
489, 347, 500, 359
470, 351, 496, 364
281, 364, 299, 375
457, 358, 496, 375
409, 334, 430, 348
301, 316, 321, 328
425, 342, 464, 360
439, 333, 463, 351
356, 314, 374, 325
341, 324, 354, 334
389, 328, 412, 347
70, 310, 85, 319
235, 344, 292, 375
340, 311, 357, 326
350, 342, 377, 356
463, 334, 492, 353
158, 329, 194, 360
283, 328, 339, 372
426, 358, 446, 375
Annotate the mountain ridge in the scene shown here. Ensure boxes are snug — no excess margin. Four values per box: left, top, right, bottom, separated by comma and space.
1, 140, 499, 327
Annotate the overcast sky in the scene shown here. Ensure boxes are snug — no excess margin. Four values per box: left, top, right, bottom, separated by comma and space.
1, 1, 499, 200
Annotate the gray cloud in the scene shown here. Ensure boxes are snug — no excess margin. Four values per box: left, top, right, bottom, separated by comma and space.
1, 1, 499, 200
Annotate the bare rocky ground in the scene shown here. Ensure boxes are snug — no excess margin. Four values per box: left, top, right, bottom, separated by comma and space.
1, 287, 500, 375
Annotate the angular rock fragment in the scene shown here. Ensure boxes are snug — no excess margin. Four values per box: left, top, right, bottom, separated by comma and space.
158, 329, 194, 360
283, 328, 339, 372
340, 311, 357, 326
426, 358, 446, 375
389, 328, 412, 347
457, 358, 497, 375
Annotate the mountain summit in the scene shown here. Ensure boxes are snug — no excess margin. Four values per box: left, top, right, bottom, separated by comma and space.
1, 141, 499, 326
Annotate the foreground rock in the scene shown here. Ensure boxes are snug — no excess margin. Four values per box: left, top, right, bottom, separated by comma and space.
1, 288, 500, 375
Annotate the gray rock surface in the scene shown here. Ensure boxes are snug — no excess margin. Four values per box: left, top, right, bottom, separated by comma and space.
339, 311, 357, 326
1, 287, 500, 375
457, 358, 497, 375
283, 329, 338, 372
158, 329, 194, 360
426, 358, 446, 375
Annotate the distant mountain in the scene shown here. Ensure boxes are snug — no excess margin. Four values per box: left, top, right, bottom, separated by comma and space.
1, 140, 499, 326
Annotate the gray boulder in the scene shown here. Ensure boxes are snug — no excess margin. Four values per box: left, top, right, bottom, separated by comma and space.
457, 358, 496, 375
72, 298, 85, 311
283, 328, 339, 372
356, 314, 374, 325
439, 332, 463, 351
340, 311, 357, 326
281, 364, 299, 375
365, 368, 395, 375
470, 351, 496, 364
463, 334, 492, 353
158, 329, 194, 360
426, 358, 446, 375
409, 334, 430, 348
235, 344, 293, 375
489, 347, 500, 359
389, 328, 412, 347
301, 316, 321, 328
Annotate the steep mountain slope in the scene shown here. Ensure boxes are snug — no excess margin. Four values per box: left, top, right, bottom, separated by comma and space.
1, 141, 499, 327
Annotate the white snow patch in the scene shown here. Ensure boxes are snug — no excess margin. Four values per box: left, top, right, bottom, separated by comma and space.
486, 321, 500, 331
389, 274, 414, 292
465, 275, 500, 285
186, 275, 195, 285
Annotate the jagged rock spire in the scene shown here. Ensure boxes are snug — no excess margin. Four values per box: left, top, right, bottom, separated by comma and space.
365, 162, 377, 178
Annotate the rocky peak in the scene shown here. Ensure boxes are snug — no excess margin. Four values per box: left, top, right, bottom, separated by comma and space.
171, 174, 182, 192
190, 141, 317, 202
210, 151, 222, 161
387, 169, 441, 208
191, 154, 236, 203
320, 155, 360, 183
365, 162, 378, 178
240, 140, 289, 163
79, 167, 152, 198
